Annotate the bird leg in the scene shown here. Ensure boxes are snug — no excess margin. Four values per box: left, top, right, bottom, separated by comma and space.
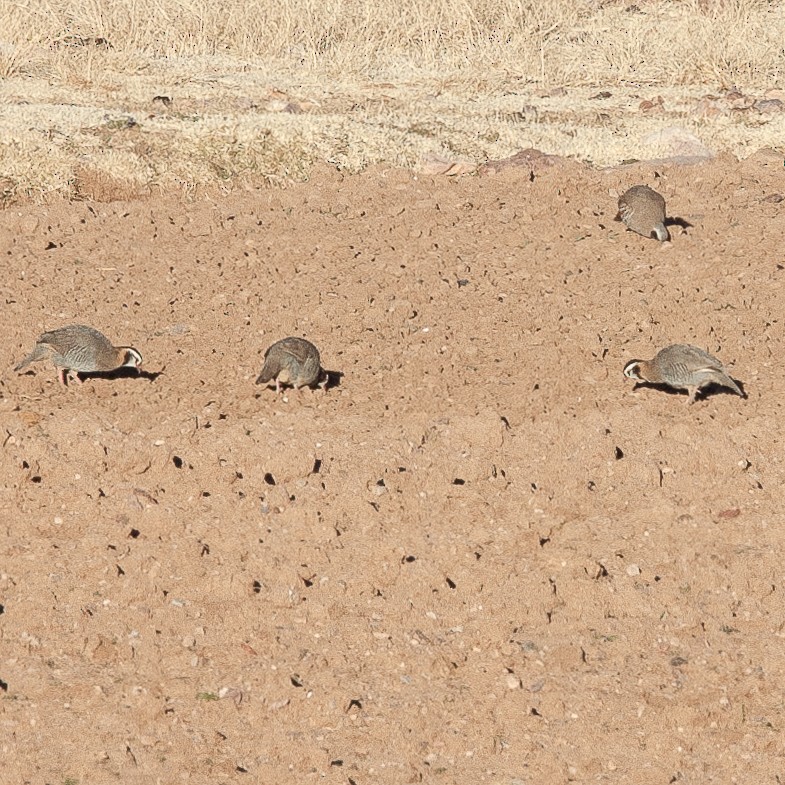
59, 369, 84, 386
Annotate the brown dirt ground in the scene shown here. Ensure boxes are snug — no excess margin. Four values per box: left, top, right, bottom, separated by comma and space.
1, 152, 785, 784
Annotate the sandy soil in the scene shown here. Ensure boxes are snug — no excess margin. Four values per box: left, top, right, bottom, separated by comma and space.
1, 152, 785, 783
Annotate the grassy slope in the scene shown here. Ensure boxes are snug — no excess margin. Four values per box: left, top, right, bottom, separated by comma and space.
0, 0, 784, 200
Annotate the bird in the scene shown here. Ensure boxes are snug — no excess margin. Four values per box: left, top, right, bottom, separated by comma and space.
617, 185, 669, 242
256, 337, 323, 392
14, 324, 142, 386
623, 344, 744, 404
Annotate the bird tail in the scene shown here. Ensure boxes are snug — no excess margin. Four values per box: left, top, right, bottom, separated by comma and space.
713, 370, 745, 398
14, 344, 49, 372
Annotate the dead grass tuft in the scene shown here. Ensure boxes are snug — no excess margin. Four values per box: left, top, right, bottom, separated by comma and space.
1, 0, 784, 200
5, 0, 783, 85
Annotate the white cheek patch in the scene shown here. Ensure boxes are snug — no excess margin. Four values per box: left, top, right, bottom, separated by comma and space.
124, 350, 143, 367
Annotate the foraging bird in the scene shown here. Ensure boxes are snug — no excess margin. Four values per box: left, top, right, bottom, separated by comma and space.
15, 325, 142, 385
256, 337, 323, 392
617, 185, 669, 242
623, 344, 744, 404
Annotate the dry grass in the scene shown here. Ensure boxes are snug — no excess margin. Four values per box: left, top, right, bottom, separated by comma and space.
1, 0, 784, 201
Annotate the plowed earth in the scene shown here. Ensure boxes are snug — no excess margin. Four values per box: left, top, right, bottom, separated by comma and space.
1, 151, 784, 783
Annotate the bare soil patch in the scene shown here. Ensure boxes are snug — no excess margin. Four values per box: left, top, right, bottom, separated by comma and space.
1, 153, 785, 782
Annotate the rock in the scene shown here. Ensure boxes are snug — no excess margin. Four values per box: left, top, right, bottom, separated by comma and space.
479, 148, 580, 177
19, 215, 40, 234
753, 98, 784, 113
639, 127, 714, 159
417, 153, 477, 176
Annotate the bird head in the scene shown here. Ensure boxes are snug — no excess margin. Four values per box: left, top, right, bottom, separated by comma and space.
121, 347, 143, 369
623, 360, 644, 381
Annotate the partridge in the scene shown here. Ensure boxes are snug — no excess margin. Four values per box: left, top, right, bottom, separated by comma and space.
623, 344, 744, 404
617, 185, 669, 242
256, 337, 323, 392
15, 324, 142, 385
